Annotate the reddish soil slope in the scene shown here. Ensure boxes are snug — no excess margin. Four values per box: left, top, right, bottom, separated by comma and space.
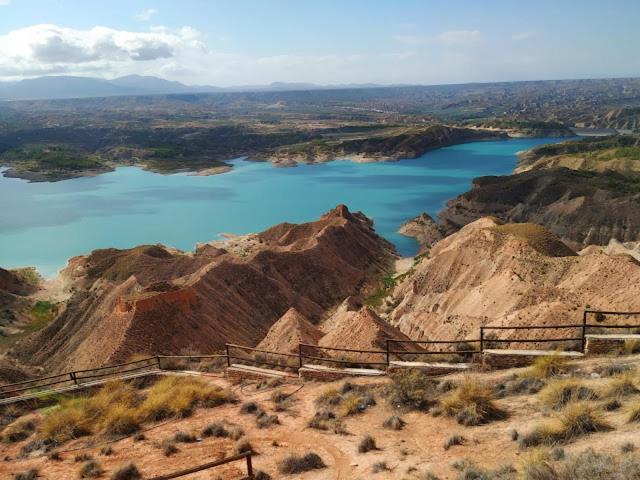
14, 206, 395, 372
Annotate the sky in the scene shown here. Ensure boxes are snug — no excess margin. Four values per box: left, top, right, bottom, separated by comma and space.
0, 0, 638, 86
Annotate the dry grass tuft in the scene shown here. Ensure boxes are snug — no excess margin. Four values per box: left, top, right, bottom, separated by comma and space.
278, 452, 326, 474
2, 418, 36, 443
538, 379, 597, 410
519, 448, 556, 480
13, 470, 39, 480
443, 433, 465, 450
386, 369, 436, 411
201, 422, 228, 438
358, 435, 377, 453
234, 437, 253, 455
626, 398, 640, 423
440, 377, 506, 425
382, 415, 406, 430
520, 402, 610, 448
79, 459, 104, 478
603, 372, 639, 399
524, 353, 569, 380
110, 463, 142, 480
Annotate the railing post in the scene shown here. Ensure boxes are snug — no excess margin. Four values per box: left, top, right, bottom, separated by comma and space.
70, 372, 78, 386
298, 343, 303, 369
581, 311, 588, 353
385, 339, 390, 367
246, 452, 254, 478
156, 355, 162, 370
225, 344, 231, 367
479, 327, 484, 353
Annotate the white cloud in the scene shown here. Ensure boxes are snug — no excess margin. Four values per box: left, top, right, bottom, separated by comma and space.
0, 0, 10, 5
437, 30, 481, 45
512, 31, 535, 41
134, 8, 157, 22
0, 24, 203, 78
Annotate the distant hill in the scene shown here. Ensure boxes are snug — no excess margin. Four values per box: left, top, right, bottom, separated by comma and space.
0, 75, 392, 100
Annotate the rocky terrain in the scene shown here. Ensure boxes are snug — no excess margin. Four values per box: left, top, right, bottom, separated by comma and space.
256, 125, 506, 166
401, 135, 640, 251
9, 205, 395, 373
387, 218, 640, 343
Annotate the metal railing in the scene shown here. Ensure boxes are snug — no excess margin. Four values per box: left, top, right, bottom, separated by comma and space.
147, 451, 254, 480
226, 343, 300, 371
480, 324, 584, 352
4, 309, 640, 399
299, 343, 388, 368
386, 339, 481, 365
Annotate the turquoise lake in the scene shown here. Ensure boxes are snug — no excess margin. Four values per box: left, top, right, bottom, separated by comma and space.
0, 137, 563, 277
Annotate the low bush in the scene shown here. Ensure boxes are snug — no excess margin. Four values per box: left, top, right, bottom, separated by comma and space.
592, 362, 633, 377
162, 440, 178, 457
202, 422, 228, 438
621, 442, 635, 453
110, 463, 142, 480
358, 435, 377, 453
100, 446, 113, 456
538, 379, 597, 410
234, 437, 253, 455
278, 452, 326, 474
173, 431, 196, 443
307, 409, 347, 434
383, 415, 406, 430
79, 460, 104, 478
443, 433, 465, 450
228, 426, 244, 440
2, 419, 36, 443
496, 376, 546, 398
386, 369, 437, 411
520, 402, 609, 447
240, 401, 260, 414
13, 470, 38, 480
372, 461, 389, 473
440, 377, 506, 425
74, 453, 93, 462
256, 412, 280, 429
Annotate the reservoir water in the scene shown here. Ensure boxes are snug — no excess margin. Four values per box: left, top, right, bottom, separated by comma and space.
0, 137, 563, 277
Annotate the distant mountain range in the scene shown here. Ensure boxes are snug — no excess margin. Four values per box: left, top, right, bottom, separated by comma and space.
0, 75, 392, 101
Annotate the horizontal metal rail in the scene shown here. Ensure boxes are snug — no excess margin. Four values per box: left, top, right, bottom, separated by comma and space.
0, 372, 70, 389
388, 338, 480, 344
72, 356, 156, 374
300, 343, 387, 354
584, 324, 640, 329
484, 337, 583, 343
482, 324, 583, 330
387, 350, 480, 355
300, 354, 387, 366
226, 343, 299, 358
75, 363, 158, 382
228, 356, 294, 370
147, 451, 253, 480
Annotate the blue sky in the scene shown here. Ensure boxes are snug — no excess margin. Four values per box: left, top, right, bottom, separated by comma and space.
0, 0, 638, 85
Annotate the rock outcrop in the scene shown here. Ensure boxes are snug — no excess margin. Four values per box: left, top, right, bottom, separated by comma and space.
257, 308, 324, 354
409, 168, 640, 251
14, 206, 395, 372
388, 218, 640, 343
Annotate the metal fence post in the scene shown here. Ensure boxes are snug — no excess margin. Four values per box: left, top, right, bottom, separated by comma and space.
70, 372, 78, 386
156, 356, 162, 370
246, 452, 254, 478
479, 327, 484, 353
298, 344, 303, 369
385, 339, 390, 367
581, 311, 588, 352
225, 344, 231, 367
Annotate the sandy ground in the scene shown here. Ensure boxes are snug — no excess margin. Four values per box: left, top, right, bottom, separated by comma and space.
2, 355, 640, 479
